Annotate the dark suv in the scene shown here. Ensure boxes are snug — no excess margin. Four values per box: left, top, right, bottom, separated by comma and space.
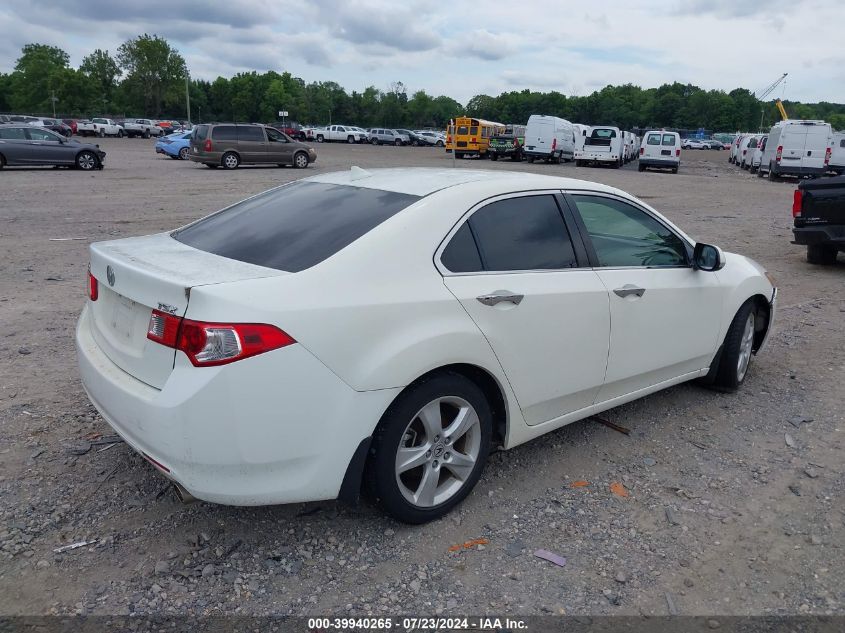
189, 123, 317, 169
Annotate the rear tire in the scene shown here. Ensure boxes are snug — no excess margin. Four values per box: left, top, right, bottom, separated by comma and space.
221, 151, 240, 170
316, 135, 324, 143
436, 140, 444, 147
527, 156, 534, 163
638, 164, 645, 172
98, 129, 105, 138
768, 164, 778, 181
178, 147, 189, 160
365, 372, 492, 524
807, 244, 838, 265
0, 154, 5, 169
672, 167, 679, 174
712, 300, 757, 391
490, 154, 498, 161
143, 130, 150, 139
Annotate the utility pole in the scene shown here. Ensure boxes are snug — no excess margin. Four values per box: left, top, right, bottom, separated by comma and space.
185, 74, 192, 125
50, 90, 58, 118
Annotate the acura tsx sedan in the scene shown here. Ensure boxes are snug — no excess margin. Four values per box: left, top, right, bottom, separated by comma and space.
76, 168, 776, 523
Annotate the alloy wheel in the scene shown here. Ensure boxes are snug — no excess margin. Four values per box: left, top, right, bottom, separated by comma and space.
736, 313, 754, 381
394, 396, 482, 508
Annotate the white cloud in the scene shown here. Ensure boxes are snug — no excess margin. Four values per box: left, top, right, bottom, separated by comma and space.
0, 0, 842, 103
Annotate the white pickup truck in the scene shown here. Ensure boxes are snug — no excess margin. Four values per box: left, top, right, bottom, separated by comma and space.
78, 118, 125, 138
123, 119, 163, 138
311, 125, 367, 143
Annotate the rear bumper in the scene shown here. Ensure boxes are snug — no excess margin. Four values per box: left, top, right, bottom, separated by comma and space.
639, 158, 679, 168
792, 225, 845, 246
774, 163, 826, 177
575, 151, 619, 162
75, 305, 399, 506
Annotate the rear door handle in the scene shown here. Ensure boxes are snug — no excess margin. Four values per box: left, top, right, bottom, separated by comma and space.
613, 285, 646, 298
476, 291, 524, 306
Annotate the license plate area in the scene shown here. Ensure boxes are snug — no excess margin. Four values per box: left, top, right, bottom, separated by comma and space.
111, 295, 136, 341
661, 149, 671, 155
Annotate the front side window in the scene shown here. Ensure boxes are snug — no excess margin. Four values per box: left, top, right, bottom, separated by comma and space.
27, 128, 60, 141
441, 195, 577, 273
173, 182, 420, 273
572, 195, 688, 268
662, 134, 677, 146
266, 128, 288, 143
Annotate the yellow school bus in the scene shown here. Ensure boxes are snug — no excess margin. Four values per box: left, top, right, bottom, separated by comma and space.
446, 117, 505, 157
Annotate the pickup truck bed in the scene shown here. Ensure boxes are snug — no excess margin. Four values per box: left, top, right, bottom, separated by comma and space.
792, 175, 845, 265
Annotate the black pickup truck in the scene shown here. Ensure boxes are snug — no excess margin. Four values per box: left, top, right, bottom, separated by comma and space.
792, 175, 845, 265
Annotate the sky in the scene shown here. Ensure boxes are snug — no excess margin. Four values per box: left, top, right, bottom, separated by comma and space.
1, 0, 843, 104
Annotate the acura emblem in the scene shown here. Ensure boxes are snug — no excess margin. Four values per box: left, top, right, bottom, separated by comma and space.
106, 265, 115, 287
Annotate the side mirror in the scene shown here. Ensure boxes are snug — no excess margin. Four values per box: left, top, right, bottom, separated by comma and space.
693, 242, 726, 272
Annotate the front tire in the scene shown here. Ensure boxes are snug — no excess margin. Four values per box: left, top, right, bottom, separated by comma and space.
293, 151, 309, 169
76, 150, 98, 171
712, 300, 757, 391
221, 151, 240, 169
117, 129, 124, 138
366, 373, 492, 524
395, 138, 402, 146
347, 135, 355, 144
316, 135, 324, 143
98, 129, 105, 138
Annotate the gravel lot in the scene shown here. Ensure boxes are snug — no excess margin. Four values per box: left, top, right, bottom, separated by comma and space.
0, 138, 843, 618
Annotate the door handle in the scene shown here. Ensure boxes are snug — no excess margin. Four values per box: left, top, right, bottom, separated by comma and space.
476, 291, 524, 306
613, 285, 646, 298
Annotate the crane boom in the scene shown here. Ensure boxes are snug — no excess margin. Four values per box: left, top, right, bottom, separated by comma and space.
756, 73, 788, 101
776, 99, 788, 121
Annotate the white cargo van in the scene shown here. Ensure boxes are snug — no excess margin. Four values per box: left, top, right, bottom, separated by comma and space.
759, 120, 832, 180
573, 124, 589, 152
750, 135, 767, 174
827, 131, 844, 175
575, 126, 623, 167
638, 130, 681, 173
738, 135, 760, 169
729, 135, 745, 164
523, 115, 575, 163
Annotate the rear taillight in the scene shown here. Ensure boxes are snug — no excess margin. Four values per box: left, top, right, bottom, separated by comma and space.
824, 147, 831, 166
639, 147, 644, 155
675, 149, 681, 157
203, 139, 212, 152
792, 190, 803, 217
146, 310, 295, 367
776, 145, 783, 162
87, 269, 98, 301
551, 138, 557, 151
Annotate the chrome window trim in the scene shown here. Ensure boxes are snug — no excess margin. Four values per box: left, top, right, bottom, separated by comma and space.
434, 189, 588, 277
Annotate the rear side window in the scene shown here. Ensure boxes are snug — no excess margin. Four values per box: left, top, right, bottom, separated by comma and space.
662, 134, 677, 146
647, 134, 661, 145
0, 127, 27, 139
237, 126, 264, 141
442, 195, 577, 273
840, 139, 845, 148
192, 125, 209, 141
212, 125, 237, 141
440, 224, 482, 273
173, 182, 420, 272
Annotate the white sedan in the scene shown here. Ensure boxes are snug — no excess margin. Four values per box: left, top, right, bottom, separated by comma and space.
682, 138, 706, 149
76, 168, 776, 523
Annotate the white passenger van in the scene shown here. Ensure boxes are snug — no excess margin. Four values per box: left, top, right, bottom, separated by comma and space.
638, 130, 681, 173
523, 115, 575, 163
575, 126, 623, 167
759, 120, 832, 180
825, 131, 844, 175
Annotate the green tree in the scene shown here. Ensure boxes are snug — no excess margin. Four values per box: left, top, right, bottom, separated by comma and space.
117, 34, 186, 116
80, 49, 121, 110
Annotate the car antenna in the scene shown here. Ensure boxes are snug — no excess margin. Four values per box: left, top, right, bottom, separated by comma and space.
350, 166, 372, 181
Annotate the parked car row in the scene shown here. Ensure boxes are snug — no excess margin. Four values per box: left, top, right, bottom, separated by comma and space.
1, 113, 192, 138
301, 124, 446, 147
681, 138, 727, 150
729, 120, 842, 180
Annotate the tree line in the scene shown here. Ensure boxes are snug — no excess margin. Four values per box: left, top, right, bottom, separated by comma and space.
1, 38, 843, 132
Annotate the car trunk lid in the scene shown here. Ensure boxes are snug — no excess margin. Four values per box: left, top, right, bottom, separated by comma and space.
87, 233, 287, 389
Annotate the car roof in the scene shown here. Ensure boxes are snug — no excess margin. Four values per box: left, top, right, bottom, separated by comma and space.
304, 167, 621, 198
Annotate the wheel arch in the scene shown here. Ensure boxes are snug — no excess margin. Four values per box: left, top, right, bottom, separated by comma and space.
340, 362, 510, 506
750, 293, 772, 353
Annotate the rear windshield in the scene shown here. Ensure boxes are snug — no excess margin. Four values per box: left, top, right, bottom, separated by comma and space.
647, 133, 661, 145
192, 125, 208, 141
662, 134, 677, 146
173, 181, 420, 272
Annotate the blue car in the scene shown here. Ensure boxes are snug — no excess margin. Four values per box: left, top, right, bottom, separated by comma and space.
155, 131, 192, 160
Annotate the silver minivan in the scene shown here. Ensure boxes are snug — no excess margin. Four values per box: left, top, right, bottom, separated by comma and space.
368, 128, 409, 146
